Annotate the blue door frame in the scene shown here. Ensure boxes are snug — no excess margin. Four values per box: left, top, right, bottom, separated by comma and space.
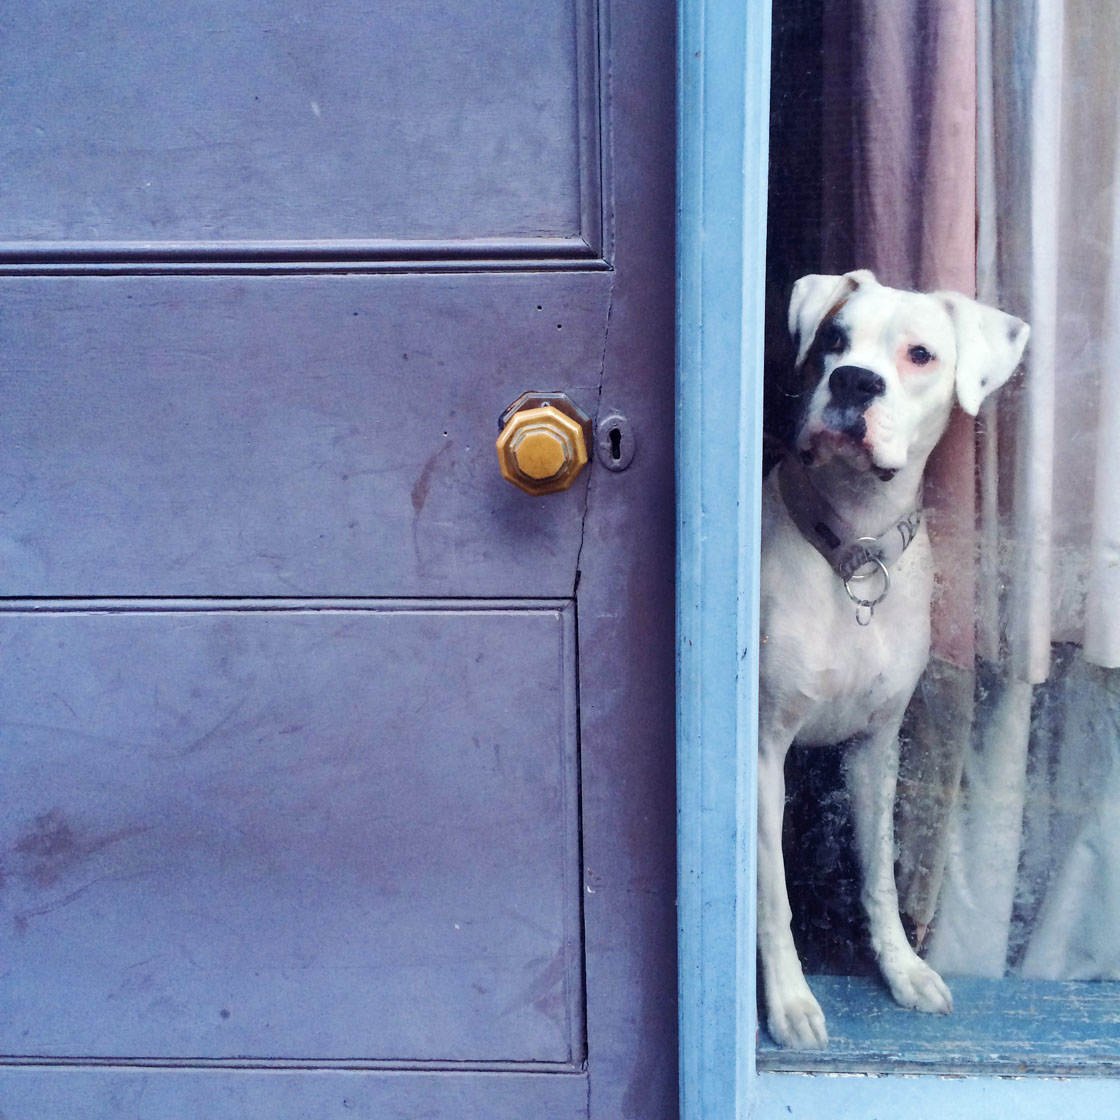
675, 1, 1120, 1115
675, 0, 768, 1113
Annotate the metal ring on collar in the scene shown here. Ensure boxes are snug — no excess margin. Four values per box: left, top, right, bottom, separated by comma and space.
844, 555, 890, 608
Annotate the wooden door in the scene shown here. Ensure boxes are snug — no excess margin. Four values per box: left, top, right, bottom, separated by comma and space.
0, 2, 677, 1117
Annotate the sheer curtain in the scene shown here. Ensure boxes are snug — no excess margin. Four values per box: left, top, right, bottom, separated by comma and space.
928, 0, 1120, 980
816, 0, 1120, 979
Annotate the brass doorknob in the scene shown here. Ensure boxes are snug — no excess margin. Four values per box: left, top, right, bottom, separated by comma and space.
496, 391, 592, 496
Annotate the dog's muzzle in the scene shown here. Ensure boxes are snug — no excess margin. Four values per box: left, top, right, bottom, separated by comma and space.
807, 364, 885, 447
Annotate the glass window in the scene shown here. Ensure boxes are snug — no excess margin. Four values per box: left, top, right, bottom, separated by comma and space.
758, 0, 1120, 1073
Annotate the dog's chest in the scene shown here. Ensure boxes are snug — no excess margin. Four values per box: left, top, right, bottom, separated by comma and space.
790, 614, 924, 744
760, 479, 933, 745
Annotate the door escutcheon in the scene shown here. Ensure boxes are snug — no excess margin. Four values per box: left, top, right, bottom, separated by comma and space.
496, 391, 592, 496
595, 411, 636, 471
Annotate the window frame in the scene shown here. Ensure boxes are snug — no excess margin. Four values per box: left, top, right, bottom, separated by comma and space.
674, 0, 1120, 1114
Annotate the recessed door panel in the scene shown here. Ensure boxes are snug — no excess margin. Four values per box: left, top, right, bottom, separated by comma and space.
1, 603, 583, 1064
0, 0, 594, 247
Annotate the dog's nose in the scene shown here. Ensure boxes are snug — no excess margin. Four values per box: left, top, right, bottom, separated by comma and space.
829, 365, 885, 408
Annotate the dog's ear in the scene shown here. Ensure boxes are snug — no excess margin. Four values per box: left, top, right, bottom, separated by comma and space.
788, 269, 877, 368
938, 291, 1030, 415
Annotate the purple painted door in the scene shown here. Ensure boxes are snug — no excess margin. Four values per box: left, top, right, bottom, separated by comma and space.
0, 2, 676, 1118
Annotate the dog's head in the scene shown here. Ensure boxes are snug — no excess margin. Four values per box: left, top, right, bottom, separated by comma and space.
788, 270, 1029, 476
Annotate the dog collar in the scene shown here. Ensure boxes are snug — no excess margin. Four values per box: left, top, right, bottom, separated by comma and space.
778, 454, 922, 625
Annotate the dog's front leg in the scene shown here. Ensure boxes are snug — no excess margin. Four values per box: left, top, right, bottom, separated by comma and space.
758, 727, 829, 1048
843, 721, 953, 1016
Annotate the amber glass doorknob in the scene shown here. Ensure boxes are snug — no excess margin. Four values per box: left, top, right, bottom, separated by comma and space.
496, 391, 592, 496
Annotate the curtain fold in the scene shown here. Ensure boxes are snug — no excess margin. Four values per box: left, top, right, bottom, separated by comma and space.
1019, 654, 1120, 980
1084, 122, 1120, 669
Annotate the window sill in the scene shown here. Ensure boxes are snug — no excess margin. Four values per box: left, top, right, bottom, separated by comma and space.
757, 975, 1120, 1076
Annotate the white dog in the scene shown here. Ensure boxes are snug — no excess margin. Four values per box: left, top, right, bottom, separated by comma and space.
758, 269, 1029, 1049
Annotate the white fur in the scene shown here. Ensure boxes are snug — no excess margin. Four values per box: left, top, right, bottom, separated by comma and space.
759, 271, 1028, 1049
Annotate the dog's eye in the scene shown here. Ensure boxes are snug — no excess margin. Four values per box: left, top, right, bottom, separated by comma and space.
908, 344, 935, 366
821, 323, 847, 354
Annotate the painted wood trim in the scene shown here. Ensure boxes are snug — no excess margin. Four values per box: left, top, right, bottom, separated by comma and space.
0, 599, 574, 614
575, 0, 606, 261
0, 237, 608, 276
758, 1071, 1120, 1118
676, 0, 770, 1117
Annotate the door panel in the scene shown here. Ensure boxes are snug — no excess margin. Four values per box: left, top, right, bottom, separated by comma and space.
2, 603, 582, 1063
0, 274, 605, 597
1, 0, 595, 247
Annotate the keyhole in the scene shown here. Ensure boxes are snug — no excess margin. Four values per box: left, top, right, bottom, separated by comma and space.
596, 413, 634, 471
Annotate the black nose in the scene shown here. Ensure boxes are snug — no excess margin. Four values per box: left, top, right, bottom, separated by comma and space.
829, 365, 885, 408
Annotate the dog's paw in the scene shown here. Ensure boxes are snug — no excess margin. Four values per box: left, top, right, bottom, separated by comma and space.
884, 957, 953, 1016
766, 983, 829, 1049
